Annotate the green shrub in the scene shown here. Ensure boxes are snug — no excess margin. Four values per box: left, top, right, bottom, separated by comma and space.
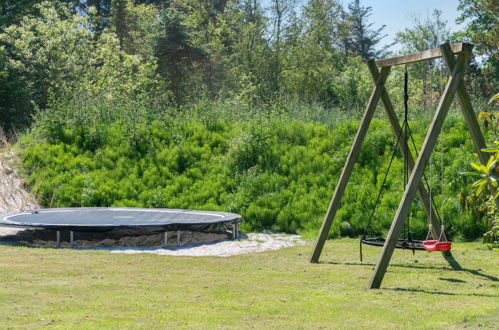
18, 101, 487, 240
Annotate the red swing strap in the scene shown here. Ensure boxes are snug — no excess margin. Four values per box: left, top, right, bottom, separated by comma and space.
423, 225, 452, 252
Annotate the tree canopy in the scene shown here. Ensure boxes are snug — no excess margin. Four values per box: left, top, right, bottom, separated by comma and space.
0, 0, 496, 130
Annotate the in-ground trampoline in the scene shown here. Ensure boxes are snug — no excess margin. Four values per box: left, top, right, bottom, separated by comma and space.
0, 207, 242, 248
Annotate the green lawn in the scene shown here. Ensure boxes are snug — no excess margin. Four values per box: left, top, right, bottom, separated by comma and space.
0, 239, 497, 329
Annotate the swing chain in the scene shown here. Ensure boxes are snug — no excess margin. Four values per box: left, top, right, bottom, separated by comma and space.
426, 224, 448, 242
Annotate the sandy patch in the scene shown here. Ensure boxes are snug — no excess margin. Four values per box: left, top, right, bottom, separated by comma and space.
0, 229, 238, 250
101, 233, 306, 257
0, 229, 306, 257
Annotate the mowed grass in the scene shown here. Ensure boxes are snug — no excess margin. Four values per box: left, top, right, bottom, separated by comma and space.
0, 239, 497, 329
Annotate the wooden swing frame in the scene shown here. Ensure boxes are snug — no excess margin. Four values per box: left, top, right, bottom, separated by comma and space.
309, 42, 498, 289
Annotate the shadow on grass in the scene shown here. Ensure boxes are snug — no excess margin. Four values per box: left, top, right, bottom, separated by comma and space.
319, 261, 499, 282
319, 261, 375, 267
391, 262, 499, 282
457, 268, 499, 282
438, 277, 466, 283
385, 287, 499, 298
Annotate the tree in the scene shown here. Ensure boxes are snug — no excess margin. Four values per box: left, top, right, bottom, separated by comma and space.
396, 10, 450, 113
0, 2, 95, 128
268, 0, 297, 91
0, 0, 46, 129
62, 0, 113, 33
155, 6, 206, 103
0, 0, 44, 31
111, 0, 161, 58
225, 0, 275, 104
0, 45, 32, 130
456, 0, 498, 60
173, 0, 240, 97
345, 0, 391, 60
454, 0, 498, 92
282, 0, 368, 106
301, 0, 348, 54
396, 9, 450, 52
0, 1, 161, 130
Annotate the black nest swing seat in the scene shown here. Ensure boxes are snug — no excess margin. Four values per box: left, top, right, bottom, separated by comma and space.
360, 237, 426, 251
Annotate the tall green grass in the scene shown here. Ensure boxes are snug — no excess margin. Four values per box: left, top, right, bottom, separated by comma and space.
18, 98, 490, 239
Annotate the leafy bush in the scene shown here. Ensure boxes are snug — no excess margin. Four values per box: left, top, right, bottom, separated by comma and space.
458, 94, 498, 245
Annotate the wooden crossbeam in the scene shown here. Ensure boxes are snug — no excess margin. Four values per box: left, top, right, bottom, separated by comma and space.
368, 49, 471, 289
375, 43, 472, 67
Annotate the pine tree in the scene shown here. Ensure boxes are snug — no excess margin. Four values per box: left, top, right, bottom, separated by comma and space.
155, 7, 206, 103
268, 0, 297, 91
345, 0, 391, 60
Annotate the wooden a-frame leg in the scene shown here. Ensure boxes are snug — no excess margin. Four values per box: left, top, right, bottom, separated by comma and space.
441, 43, 499, 210
368, 51, 471, 289
309, 66, 391, 263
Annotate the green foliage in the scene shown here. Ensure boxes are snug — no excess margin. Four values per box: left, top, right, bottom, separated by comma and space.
459, 94, 498, 244
456, 0, 498, 60
0, 0, 43, 30
395, 9, 450, 110
453, 0, 498, 97
65, 0, 113, 33
224, 0, 275, 104
155, 5, 207, 103
0, 2, 95, 128
1, 0, 496, 243
19, 100, 486, 240
2, 0, 495, 132
111, 0, 162, 59
0, 1, 164, 130
461, 143, 498, 244
396, 9, 450, 53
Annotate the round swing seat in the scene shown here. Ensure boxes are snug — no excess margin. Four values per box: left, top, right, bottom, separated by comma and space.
361, 237, 426, 251
422, 240, 452, 252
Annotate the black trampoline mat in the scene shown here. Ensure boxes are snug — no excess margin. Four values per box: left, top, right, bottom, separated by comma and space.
0, 207, 242, 231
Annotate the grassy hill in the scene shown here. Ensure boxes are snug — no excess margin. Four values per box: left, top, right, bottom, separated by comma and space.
16, 102, 491, 240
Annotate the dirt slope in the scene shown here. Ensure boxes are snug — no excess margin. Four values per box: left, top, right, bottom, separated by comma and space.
0, 149, 38, 213
0, 146, 39, 236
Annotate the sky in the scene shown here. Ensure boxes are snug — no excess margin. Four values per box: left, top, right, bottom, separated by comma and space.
266, 0, 464, 52
359, 0, 462, 51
